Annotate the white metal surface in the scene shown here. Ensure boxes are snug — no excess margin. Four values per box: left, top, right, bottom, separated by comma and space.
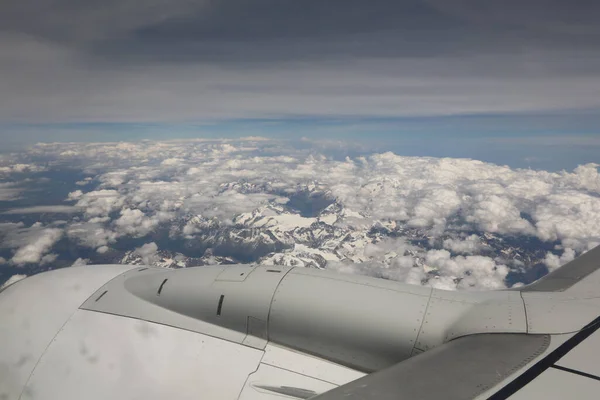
522, 292, 600, 334
261, 344, 365, 386
556, 329, 600, 377
239, 363, 336, 400
22, 309, 264, 400
415, 290, 527, 352
446, 293, 527, 339
473, 333, 574, 400
269, 269, 431, 371
0, 265, 134, 400
565, 267, 600, 297
506, 367, 600, 400
290, 266, 432, 296
81, 266, 249, 344
3, 245, 600, 400
414, 296, 473, 352
81, 265, 294, 349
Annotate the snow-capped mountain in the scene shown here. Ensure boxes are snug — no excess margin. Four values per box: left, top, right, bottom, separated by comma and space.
119, 248, 236, 269
117, 193, 552, 288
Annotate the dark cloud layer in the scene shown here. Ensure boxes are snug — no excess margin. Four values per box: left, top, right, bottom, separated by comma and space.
0, 0, 599, 124
4, 1, 598, 52
135, 1, 457, 41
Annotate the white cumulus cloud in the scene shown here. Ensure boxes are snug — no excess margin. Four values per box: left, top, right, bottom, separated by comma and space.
544, 248, 576, 272
3, 224, 64, 266
134, 242, 159, 265
2, 139, 600, 290
443, 235, 485, 255
71, 258, 90, 267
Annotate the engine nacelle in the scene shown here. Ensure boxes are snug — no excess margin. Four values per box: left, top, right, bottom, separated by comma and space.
83, 265, 527, 371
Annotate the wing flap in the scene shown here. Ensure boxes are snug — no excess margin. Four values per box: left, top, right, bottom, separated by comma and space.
310, 334, 550, 400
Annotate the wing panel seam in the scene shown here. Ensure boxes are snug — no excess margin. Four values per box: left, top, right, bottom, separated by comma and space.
18, 309, 78, 399
550, 365, 600, 382
411, 289, 434, 355
266, 267, 296, 341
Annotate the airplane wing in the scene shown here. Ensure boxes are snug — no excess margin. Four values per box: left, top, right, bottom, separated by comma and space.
2, 245, 600, 400
313, 323, 600, 399
313, 333, 552, 400
314, 244, 600, 400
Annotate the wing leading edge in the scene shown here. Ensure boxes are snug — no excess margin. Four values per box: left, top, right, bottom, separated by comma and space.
522, 244, 600, 292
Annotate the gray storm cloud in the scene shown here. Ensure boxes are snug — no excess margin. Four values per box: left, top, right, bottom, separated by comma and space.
0, 0, 599, 123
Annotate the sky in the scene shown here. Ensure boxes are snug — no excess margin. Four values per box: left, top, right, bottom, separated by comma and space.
0, 0, 600, 169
